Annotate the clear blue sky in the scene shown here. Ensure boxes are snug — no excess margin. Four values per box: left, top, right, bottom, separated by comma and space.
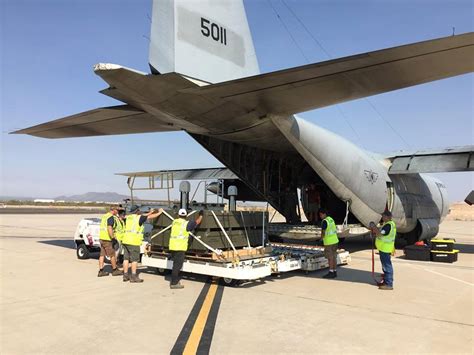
1, 0, 473, 201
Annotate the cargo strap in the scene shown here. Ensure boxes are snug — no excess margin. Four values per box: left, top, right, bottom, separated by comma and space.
210, 210, 237, 254
148, 210, 224, 258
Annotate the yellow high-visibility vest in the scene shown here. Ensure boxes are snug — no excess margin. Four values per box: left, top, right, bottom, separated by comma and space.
169, 218, 190, 251
99, 212, 116, 241
115, 218, 125, 242
122, 214, 144, 246
376, 220, 397, 253
323, 216, 339, 246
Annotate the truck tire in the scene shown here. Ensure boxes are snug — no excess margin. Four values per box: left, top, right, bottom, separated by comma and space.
220, 277, 239, 287
77, 244, 90, 260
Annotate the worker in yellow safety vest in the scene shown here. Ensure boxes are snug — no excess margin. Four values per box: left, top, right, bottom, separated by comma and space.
114, 208, 126, 266
169, 209, 203, 289
98, 205, 122, 277
370, 210, 397, 290
318, 208, 339, 279
122, 205, 164, 283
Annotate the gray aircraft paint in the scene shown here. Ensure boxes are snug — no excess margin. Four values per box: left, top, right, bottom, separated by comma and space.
14, 0, 474, 241
177, 6, 246, 67
149, 0, 259, 83
272, 114, 390, 227
274, 113, 451, 236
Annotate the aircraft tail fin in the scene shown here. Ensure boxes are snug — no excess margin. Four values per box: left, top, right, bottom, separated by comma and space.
148, 0, 259, 83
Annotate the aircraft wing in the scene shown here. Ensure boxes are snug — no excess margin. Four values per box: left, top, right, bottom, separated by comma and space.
14, 33, 473, 148
12, 104, 179, 138
116, 167, 238, 180
387, 146, 474, 174
183, 33, 474, 115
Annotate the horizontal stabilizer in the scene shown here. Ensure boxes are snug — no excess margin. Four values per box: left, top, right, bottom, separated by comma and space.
12, 105, 178, 138
387, 146, 473, 174
184, 32, 474, 115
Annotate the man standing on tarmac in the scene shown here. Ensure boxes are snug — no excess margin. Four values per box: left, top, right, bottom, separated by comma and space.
122, 205, 164, 283
115, 208, 126, 266
370, 211, 397, 290
169, 209, 203, 289
318, 208, 339, 279
98, 205, 122, 277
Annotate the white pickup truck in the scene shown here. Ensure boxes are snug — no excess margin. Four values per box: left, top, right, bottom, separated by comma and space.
73, 218, 151, 260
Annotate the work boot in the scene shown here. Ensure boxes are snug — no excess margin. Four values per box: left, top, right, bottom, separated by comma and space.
111, 268, 123, 276
170, 282, 184, 289
123, 273, 130, 282
97, 269, 109, 277
379, 284, 394, 290
130, 273, 144, 283
323, 271, 336, 279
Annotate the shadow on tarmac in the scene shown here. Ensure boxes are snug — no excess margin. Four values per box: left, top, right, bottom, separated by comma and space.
237, 265, 377, 288
455, 243, 474, 254
38, 239, 75, 249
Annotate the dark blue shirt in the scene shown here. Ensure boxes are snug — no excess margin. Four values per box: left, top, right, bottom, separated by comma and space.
139, 215, 148, 226
381, 224, 392, 235
107, 216, 115, 227
186, 220, 198, 231
321, 220, 327, 231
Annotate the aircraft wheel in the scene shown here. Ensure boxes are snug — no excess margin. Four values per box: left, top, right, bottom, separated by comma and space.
76, 244, 90, 260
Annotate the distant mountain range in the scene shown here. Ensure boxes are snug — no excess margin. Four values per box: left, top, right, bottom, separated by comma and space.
54, 192, 131, 202
1, 192, 132, 202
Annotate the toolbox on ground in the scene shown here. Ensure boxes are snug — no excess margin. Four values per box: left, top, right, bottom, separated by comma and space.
430, 249, 459, 263
430, 238, 455, 252
404, 245, 431, 261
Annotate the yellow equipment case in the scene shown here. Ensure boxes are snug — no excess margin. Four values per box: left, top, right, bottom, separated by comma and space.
404, 245, 431, 261
431, 249, 459, 263
430, 238, 455, 252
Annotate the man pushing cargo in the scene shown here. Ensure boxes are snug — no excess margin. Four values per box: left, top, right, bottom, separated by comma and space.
122, 205, 164, 283
169, 209, 203, 289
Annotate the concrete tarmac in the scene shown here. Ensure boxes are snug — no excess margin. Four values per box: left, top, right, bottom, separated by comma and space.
0, 214, 473, 354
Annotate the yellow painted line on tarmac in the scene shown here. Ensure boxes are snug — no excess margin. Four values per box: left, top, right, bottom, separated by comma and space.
183, 282, 219, 355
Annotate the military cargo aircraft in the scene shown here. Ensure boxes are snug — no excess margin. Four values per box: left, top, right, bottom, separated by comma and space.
14, 0, 474, 243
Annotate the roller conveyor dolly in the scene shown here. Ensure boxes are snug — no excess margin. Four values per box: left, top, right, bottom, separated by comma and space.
141, 243, 351, 286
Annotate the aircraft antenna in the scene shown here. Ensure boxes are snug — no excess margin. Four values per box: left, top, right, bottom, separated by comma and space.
266, 0, 310, 63
268, 0, 364, 145
281, 0, 412, 149
280, 0, 332, 59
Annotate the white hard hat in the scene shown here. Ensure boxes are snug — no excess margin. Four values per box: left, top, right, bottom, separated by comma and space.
178, 208, 187, 217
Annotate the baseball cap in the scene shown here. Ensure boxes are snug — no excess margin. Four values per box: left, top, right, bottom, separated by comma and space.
178, 208, 187, 217
129, 205, 140, 213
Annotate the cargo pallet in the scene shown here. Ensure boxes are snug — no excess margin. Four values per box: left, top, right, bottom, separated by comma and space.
141, 243, 351, 286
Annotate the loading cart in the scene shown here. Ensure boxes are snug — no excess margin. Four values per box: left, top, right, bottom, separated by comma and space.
142, 241, 350, 286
